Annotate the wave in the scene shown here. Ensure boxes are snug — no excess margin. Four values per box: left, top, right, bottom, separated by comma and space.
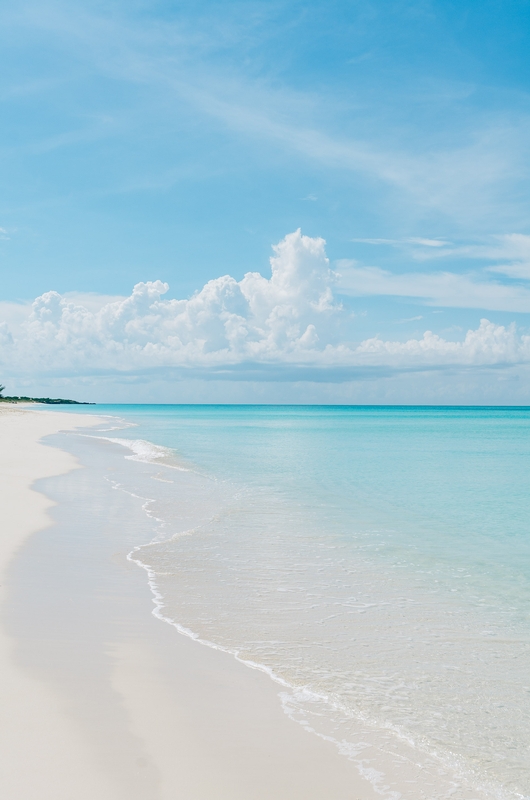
93, 436, 191, 471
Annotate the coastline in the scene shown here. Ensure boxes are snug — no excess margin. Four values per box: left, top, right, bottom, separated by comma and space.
0, 405, 380, 799
0, 404, 118, 799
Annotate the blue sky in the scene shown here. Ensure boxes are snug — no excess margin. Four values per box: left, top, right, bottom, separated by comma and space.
1, 0, 530, 402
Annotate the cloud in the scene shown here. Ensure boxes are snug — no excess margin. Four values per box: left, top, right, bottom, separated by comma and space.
1, 232, 530, 381
354, 319, 529, 367
0, 231, 339, 375
377, 233, 530, 274
352, 237, 450, 248
336, 262, 530, 312
370, 233, 530, 288
474, 234, 530, 280
0, 300, 32, 333
0, 322, 14, 346
407, 238, 450, 248
419, 233, 530, 264
3, 2, 530, 228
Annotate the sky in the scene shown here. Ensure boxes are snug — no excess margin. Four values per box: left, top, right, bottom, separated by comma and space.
1, 0, 530, 403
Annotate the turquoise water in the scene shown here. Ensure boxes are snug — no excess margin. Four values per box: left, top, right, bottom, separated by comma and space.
54, 405, 530, 799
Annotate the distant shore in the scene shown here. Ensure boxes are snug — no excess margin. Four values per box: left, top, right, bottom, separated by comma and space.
0, 396, 94, 404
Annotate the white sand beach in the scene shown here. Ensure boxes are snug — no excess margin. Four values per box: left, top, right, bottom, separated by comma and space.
0, 404, 379, 800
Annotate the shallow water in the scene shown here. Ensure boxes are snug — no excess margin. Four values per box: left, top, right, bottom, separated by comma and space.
52, 405, 530, 799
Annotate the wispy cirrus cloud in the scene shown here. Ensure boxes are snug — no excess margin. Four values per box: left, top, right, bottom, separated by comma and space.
439, 234, 530, 280
2, 2, 530, 229
352, 237, 451, 248
400, 233, 530, 265
351, 233, 530, 262
342, 232, 530, 310
336, 263, 530, 313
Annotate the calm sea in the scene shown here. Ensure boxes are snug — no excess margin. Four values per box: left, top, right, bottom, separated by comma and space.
53, 405, 530, 800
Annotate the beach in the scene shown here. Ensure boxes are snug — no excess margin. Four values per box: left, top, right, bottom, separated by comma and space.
0, 404, 379, 800
2, 402, 529, 800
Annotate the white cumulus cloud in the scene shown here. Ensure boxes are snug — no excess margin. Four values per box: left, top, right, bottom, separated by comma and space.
1, 231, 530, 381
355, 319, 530, 367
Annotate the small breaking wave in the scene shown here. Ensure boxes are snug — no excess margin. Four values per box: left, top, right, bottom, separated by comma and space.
93, 436, 191, 470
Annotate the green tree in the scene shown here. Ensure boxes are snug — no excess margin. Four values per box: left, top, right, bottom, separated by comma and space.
0, 385, 4, 398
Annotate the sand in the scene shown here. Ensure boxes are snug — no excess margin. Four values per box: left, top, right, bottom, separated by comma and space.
0, 404, 378, 800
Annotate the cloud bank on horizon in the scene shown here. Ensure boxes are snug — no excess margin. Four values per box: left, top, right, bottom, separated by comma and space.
2, 231, 530, 384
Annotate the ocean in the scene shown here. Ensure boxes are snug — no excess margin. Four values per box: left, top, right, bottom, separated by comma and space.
48, 405, 530, 800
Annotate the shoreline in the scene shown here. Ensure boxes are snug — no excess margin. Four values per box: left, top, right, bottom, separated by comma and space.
0, 404, 119, 799
0, 404, 381, 799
